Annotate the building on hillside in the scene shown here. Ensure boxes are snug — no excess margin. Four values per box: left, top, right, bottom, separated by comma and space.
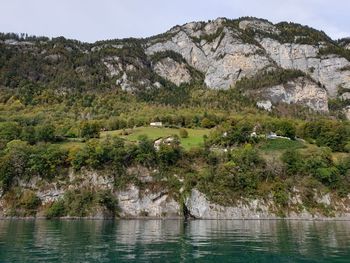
150, 122, 163, 127
267, 132, 291, 140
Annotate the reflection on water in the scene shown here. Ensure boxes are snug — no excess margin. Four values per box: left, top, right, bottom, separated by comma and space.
0, 219, 350, 262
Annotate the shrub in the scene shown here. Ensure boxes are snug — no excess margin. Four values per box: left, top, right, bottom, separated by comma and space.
0, 122, 21, 141
281, 149, 304, 175
97, 190, 118, 213
135, 135, 157, 166
45, 200, 66, 218
158, 143, 182, 167
272, 182, 289, 208
201, 118, 215, 128
80, 121, 100, 139
20, 190, 41, 210
35, 124, 56, 142
179, 128, 188, 138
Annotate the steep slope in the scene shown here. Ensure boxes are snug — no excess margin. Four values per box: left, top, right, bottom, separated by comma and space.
144, 17, 349, 114
1, 17, 350, 115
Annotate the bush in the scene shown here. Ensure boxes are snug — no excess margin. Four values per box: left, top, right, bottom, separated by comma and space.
201, 118, 215, 128
0, 122, 21, 141
158, 143, 182, 167
80, 121, 100, 139
45, 200, 66, 218
35, 124, 56, 142
300, 120, 350, 152
281, 149, 304, 175
97, 190, 118, 213
179, 128, 188, 138
20, 190, 41, 210
135, 135, 157, 167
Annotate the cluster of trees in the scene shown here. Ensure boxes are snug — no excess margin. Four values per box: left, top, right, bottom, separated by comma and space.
0, 141, 68, 191
206, 117, 350, 153
70, 136, 183, 172
235, 69, 307, 91
0, 135, 184, 195
299, 120, 350, 152
207, 117, 297, 147
0, 121, 57, 146
221, 18, 333, 46
192, 143, 350, 209
282, 148, 350, 193
318, 45, 350, 62
45, 188, 117, 218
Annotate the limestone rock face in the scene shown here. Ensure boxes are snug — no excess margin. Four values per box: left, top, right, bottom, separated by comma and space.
153, 57, 191, 85
103, 56, 122, 77
257, 100, 272, 111
145, 19, 350, 113
116, 185, 181, 218
146, 20, 273, 89
185, 189, 276, 219
260, 38, 350, 97
239, 19, 280, 34
254, 77, 329, 112
185, 189, 350, 220
344, 106, 350, 120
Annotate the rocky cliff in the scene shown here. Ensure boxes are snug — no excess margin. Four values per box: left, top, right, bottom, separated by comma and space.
1, 167, 350, 220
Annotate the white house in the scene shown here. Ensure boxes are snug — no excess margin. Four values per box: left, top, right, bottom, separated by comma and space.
267, 132, 291, 140
150, 122, 163, 127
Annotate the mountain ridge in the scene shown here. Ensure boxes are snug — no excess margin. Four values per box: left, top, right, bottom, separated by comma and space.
0, 16, 350, 117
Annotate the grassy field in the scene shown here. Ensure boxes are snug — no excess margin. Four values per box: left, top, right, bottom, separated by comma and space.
259, 138, 306, 152
101, 126, 211, 150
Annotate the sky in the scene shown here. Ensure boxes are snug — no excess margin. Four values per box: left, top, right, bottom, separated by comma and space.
0, 0, 349, 43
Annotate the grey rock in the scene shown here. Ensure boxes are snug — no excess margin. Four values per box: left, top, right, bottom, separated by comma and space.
257, 100, 272, 111
153, 57, 191, 86
186, 189, 276, 219
103, 56, 122, 77
185, 189, 350, 220
260, 38, 350, 97
254, 77, 329, 112
340, 92, 350, 100
147, 22, 273, 89
344, 106, 350, 120
239, 19, 280, 34
116, 184, 181, 218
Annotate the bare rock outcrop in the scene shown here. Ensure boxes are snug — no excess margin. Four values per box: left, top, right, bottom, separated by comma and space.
116, 184, 181, 218
185, 189, 350, 220
253, 77, 329, 112
260, 38, 350, 97
153, 57, 191, 86
146, 19, 273, 89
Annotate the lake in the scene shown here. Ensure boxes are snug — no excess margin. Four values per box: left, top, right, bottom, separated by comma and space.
0, 220, 349, 262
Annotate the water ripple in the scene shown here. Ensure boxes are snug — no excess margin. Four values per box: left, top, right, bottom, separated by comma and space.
0, 220, 350, 262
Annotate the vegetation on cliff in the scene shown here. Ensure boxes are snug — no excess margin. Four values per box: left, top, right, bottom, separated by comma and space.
0, 18, 350, 218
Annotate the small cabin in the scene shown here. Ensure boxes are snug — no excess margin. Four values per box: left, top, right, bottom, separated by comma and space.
267, 132, 291, 140
150, 122, 163, 127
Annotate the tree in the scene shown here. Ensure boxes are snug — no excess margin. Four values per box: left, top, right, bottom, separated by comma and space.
158, 143, 182, 166
35, 124, 56, 142
0, 122, 21, 141
201, 118, 215, 128
80, 121, 100, 139
0, 140, 30, 191
135, 135, 157, 166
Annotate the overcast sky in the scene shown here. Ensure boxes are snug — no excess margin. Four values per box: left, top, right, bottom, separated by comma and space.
0, 0, 349, 42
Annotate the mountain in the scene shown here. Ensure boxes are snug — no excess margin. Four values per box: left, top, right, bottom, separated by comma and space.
1, 17, 350, 117
1, 18, 350, 219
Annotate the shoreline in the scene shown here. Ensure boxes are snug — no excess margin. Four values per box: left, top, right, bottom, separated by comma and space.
2, 216, 350, 221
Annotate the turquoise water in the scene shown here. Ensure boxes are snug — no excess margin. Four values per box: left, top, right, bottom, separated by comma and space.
0, 220, 350, 262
